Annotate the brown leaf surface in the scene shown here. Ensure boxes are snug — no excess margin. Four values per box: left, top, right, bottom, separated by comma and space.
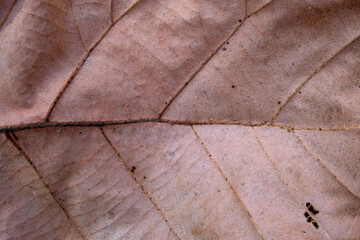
0, 0, 359, 239
0, 134, 83, 239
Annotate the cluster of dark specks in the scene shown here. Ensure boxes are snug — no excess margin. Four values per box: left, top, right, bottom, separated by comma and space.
306, 202, 319, 215
304, 202, 319, 229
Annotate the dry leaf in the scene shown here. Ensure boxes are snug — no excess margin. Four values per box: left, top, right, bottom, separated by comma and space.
0, 0, 359, 239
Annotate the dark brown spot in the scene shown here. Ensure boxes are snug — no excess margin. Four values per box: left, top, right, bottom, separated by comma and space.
308, 205, 314, 212
223, 47, 227, 51
232, 85, 235, 88
312, 222, 319, 229
304, 212, 309, 218
130, 166, 136, 173
307, 217, 312, 222
277, 101, 281, 104
307, 202, 319, 215
238, 19, 242, 22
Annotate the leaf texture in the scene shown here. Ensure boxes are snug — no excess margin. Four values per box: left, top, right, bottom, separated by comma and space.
49, 0, 247, 122
162, 0, 360, 125
0, 134, 83, 239
0, 0, 359, 239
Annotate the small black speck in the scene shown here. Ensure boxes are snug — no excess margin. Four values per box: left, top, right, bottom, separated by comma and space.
226, 42, 229, 44
130, 166, 136, 173
309, 206, 319, 215
308, 205, 314, 213
299, 91, 302, 94
306, 202, 310, 207
223, 47, 227, 51
143, 176, 146, 179
304, 212, 309, 218
238, 19, 242, 22
165, 102, 168, 104
319, 128, 322, 131
232, 85, 235, 88
277, 101, 281, 104
312, 222, 319, 229
292, 62, 295, 66
30, 161, 33, 165
307, 217, 312, 222
79, 131, 82, 134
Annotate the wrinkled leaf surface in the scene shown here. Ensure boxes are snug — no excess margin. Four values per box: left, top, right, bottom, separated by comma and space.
0, 0, 359, 239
